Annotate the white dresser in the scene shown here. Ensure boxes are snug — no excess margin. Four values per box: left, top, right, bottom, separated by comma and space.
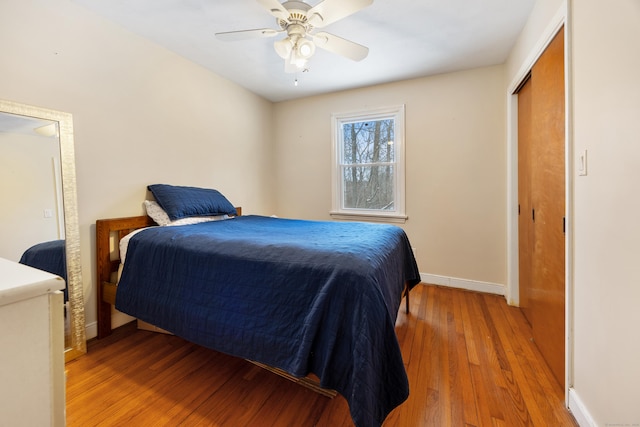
0, 257, 66, 427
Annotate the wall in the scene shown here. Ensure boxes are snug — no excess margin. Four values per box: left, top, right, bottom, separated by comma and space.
0, 133, 62, 261
571, 0, 640, 424
0, 0, 275, 334
505, 0, 566, 81
506, 0, 640, 424
273, 66, 507, 287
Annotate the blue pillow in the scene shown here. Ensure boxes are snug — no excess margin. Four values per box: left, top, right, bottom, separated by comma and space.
147, 184, 237, 220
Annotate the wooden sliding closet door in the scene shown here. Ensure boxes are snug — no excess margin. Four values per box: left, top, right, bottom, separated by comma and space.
518, 26, 565, 388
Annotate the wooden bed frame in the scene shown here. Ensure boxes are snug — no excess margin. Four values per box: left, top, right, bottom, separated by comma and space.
96, 213, 157, 338
95, 208, 410, 397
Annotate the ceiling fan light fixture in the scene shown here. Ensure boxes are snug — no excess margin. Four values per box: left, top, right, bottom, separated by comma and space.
296, 38, 315, 59
289, 49, 308, 69
274, 38, 293, 59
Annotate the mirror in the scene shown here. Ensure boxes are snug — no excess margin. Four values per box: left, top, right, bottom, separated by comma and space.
0, 99, 86, 361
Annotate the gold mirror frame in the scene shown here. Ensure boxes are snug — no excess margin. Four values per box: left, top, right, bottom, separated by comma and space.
0, 99, 86, 361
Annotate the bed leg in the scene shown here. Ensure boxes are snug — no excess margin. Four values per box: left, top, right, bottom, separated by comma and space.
405, 283, 410, 314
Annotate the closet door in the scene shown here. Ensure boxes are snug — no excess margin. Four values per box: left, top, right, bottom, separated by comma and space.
518, 26, 565, 388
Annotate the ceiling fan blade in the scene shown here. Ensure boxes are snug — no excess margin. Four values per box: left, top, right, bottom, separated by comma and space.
312, 32, 369, 61
256, 0, 290, 22
307, 0, 373, 28
215, 28, 281, 41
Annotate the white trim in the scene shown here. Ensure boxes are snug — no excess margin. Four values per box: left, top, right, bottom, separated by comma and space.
329, 211, 407, 223
563, 1, 575, 409
85, 311, 134, 340
85, 321, 97, 340
420, 273, 505, 296
568, 388, 597, 427
505, 87, 520, 306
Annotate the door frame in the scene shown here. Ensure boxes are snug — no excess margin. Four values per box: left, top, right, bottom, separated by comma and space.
505, 1, 573, 404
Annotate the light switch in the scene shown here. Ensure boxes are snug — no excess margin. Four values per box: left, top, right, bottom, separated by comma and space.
578, 150, 587, 176
43, 209, 53, 218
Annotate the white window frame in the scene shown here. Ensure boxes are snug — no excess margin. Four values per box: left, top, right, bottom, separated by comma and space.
330, 105, 407, 223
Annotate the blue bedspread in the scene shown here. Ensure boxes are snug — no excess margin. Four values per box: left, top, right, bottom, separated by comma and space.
19, 239, 68, 301
116, 215, 420, 426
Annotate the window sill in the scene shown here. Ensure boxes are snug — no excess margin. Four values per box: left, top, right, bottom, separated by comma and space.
329, 211, 407, 224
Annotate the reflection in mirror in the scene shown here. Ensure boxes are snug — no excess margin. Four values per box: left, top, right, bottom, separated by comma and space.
0, 99, 86, 361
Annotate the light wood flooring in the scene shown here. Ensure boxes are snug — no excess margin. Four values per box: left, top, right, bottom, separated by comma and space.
66, 284, 578, 426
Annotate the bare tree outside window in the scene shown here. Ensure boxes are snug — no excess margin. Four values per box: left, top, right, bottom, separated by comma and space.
331, 105, 406, 222
341, 119, 395, 210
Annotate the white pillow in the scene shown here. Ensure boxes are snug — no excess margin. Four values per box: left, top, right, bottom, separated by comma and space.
120, 228, 148, 263
144, 200, 229, 226
144, 200, 172, 226
168, 215, 229, 226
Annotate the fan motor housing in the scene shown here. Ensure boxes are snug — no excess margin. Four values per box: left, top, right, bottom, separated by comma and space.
278, 1, 313, 29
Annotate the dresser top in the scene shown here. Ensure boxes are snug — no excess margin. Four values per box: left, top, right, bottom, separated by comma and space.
0, 257, 65, 307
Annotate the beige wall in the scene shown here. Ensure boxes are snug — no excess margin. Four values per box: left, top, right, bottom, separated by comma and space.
0, 0, 275, 332
571, 0, 640, 424
0, 133, 62, 260
273, 66, 507, 286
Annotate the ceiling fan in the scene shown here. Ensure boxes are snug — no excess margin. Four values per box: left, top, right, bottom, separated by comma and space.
215, 0, 373, 73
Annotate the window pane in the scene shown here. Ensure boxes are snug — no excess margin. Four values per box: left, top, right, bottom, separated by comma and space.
342, 165, 395, 210
342, 119, 395, 164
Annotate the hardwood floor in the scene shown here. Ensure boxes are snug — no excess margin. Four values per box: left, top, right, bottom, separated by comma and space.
66, 284, 578, 426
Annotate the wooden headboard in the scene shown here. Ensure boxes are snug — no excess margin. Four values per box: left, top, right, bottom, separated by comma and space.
95, 207, 242, 339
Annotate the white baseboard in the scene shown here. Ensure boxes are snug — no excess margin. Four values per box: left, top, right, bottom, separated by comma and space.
420, 273, 505, 296
568, 388, 596, 427
84, 311, 134, 340
85, 321, 97, 340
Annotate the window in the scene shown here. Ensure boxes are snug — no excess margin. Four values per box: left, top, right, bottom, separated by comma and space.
331, 105, 406, 222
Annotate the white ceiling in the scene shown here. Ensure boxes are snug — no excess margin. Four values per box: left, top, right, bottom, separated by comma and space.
0, 112, 54, 137
73, 0, 535, 102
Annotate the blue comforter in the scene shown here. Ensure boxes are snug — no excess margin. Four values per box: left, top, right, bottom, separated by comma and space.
19, 239, 68, 301
116, 215, 420, 426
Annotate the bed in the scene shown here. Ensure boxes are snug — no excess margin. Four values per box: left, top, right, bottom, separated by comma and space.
96, 184, 420, 427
